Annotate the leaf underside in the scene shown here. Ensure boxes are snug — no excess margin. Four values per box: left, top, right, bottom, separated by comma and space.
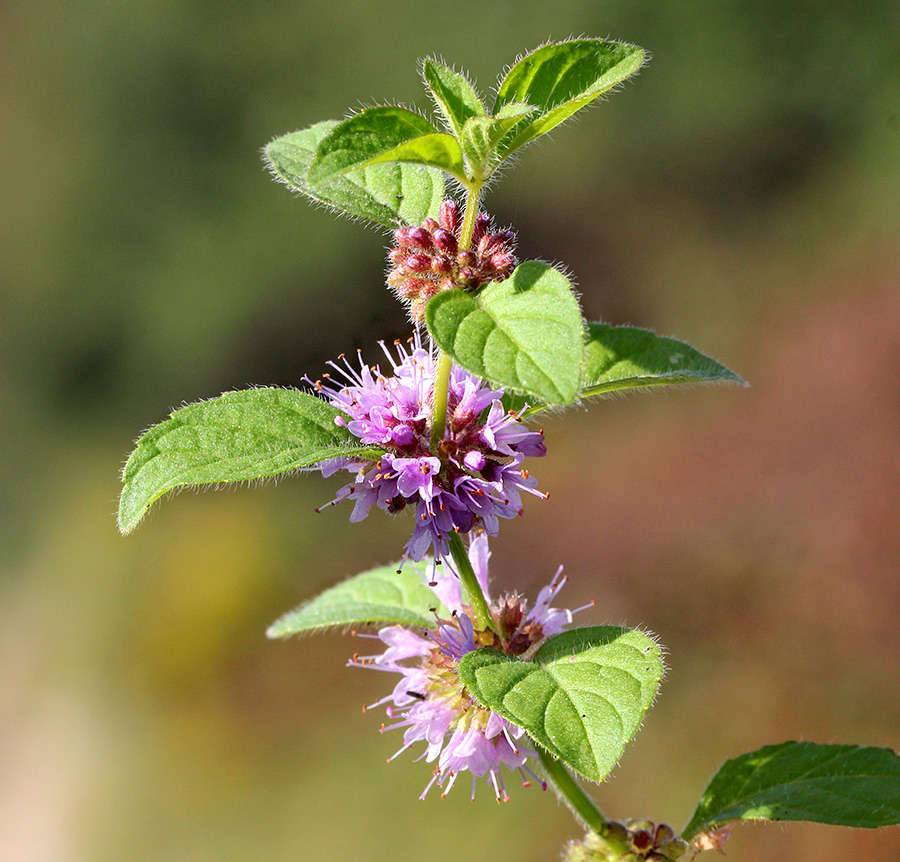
265, 120, 443, 227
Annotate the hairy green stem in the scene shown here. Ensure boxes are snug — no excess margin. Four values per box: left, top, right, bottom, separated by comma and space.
429, 352, 453, 449
447, 531, 496, 635
539, 750, 633, 858
458, 184, 482, 251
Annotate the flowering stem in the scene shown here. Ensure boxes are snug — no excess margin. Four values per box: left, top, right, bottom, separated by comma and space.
538, 749, 632, 858
429, 352, 453, 449
429, 183, 481, 450
447, 531, 497, 635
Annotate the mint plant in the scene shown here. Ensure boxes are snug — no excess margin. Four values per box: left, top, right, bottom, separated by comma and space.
118, 38, 900, 860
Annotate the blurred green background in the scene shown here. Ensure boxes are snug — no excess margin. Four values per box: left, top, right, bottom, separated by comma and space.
2, 1, 899, 860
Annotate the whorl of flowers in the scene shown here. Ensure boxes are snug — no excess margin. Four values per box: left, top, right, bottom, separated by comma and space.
387, 199, 516, 321
312, 332, 546, 562
350, 535, 590, 801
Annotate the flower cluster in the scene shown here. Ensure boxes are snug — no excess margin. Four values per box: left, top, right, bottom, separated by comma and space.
351, 535, 589, 801
565, 822, 689, 862
387, 199, 516, 321
312, 332, 546, 561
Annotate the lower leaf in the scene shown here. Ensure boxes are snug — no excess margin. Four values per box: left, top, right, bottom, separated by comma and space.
683, 741, 900, 840
267, 558, 448, 637
458, 626, 663, 782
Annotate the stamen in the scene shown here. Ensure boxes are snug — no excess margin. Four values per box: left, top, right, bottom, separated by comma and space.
520, 765, 547, 791
419, 771, 441, 800
387, 741, 413, 763
501, 725, 520, 755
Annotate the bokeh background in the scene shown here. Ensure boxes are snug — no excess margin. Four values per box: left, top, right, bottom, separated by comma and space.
2, 1, 899, 860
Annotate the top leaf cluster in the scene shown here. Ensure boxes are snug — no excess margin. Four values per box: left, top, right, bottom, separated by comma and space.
266, 39, 646, 228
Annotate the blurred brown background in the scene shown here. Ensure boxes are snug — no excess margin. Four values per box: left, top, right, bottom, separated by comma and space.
1, 1, 898, 860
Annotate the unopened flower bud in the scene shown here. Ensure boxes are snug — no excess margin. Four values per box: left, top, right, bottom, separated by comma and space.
402, 277, 428, 298
432, 228, 458, 255
406, 253, 432, 272
431, 257, 453, 275
490, 251, 515, 272
439, 199, 461, 232
386, 199, 518, 321
471, 212, 490, 245
407, 227, 433, 250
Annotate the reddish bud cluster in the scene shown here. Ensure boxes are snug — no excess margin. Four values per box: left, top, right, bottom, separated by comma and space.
388, 199, 516, 321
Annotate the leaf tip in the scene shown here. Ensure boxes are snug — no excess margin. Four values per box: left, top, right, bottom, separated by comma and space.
115, 498, 140, 536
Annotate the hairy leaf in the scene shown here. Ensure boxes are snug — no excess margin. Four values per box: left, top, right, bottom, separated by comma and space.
579, 323, 745, 398
118, 388, 383, 534
307, 106, 467, 186
425, 261, 583, 405
267, 558, 448, 637
422, 59, 485, 136
683, 742, 900, 840
265, 120, 443, 227
460, 103, 537, 178
493, 39, 645, 157
459, 626, 663, 782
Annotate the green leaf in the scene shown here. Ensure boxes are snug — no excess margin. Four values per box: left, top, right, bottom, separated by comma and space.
265, 120, 444, 228
458, 627, 663, 783
118, 388, 384, 535
421, 59, 486, 137
460, 103, 537, 179
507, 323, 745, 417
578, 323, 745, 399
683, 742, 900, 840
493, 39, 646, 157
307, 106, 468, 187
267, 558, 448, 637
425, 261, 583, 405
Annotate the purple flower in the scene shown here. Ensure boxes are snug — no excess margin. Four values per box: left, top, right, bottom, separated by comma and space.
349, 535, 592, 801
311, 332, 546, 561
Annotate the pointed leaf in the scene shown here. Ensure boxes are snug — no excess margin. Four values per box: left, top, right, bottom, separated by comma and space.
265, 121, 444, 227
509, 323, 745, 416
307, 106, 467, 186
425, 261, 583, 405
360, 133, 467, 183
422, 59, 485, 137
267, 558, 448, 637
683, 742, 900, 840
579, 323, 745, 399
458, 627, 663, 783
118, 388, 384, 535
460, 103, 537, 178
493, 39, 645, 157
